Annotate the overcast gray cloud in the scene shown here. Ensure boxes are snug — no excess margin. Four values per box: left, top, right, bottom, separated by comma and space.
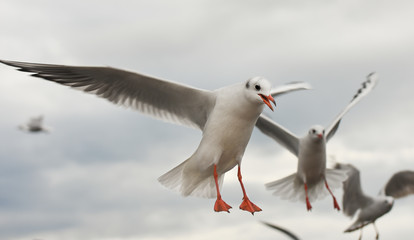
0, 0, 414, 239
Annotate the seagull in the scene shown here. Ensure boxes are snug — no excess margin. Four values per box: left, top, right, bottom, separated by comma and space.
335, 163, 414, 240
0, 59, 308, 214
18, 115, 51, 133
255, 73, 378, 211
261, 221, 301, 240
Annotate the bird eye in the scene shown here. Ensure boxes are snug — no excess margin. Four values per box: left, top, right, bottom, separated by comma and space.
255, 85, 261, 91
311, 129, 316, 134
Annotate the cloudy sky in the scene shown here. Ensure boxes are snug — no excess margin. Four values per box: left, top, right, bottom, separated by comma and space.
1, 0, 414, 239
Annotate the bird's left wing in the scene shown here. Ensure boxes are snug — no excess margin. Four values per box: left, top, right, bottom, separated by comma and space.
335, 163, 373, 217
0, 60, 216, 130
270, 81, 311, 98
383, 170, 414, 199
325, 72, 378, 142
255, 114, 299, 156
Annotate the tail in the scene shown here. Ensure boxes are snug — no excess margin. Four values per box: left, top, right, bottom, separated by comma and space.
265, 169, 348, 203
265, 173, 305, 202
158, 159, 223, 199
325, 167, 349, 190
344, 217, 368, 233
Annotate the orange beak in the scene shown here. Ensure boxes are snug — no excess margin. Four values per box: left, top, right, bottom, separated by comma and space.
259, 94, 276, 111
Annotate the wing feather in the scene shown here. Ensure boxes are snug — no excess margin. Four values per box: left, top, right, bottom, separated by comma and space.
325, 72, 378, 142
384, 170, 414, 199
1, 59, 216, 130
255, 114, 299, 156
335, 163, 374, 217
270, 81, 311, 98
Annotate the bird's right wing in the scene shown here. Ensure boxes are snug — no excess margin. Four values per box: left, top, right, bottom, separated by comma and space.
334, 163, 373, 217
0, 60, 216, 130
270, 81, 311, 98
255, 114, 299, 156
383, 170, 414, 199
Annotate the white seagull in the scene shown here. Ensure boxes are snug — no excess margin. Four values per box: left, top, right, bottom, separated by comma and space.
18, 115, 51, 133
0, 59, 308, 214
335, 163, 414, 240
255, 73, 378, 211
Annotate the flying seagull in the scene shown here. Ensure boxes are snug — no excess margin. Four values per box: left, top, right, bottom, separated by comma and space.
18, 115, 51, 133
255, 72, 378, 211
335, 163, 414, 240
0, 59, 308, 214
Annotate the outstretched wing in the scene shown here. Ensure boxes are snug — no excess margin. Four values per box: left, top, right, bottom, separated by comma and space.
325, 72, 378, 142
270, 81, 311, 98
383, 170, 414, 199
255, 114, 299, 156
335, 163, 374, 217
1, 60, 216, 130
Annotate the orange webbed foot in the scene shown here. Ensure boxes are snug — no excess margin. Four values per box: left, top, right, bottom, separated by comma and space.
214, 198, 232, 213
306, 198, 312, 211
239, 197, 262, 215
333, 197, 341, 211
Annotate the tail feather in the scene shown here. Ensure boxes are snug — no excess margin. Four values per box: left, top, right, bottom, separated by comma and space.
266, 168, 348, 203
158, 159, 222, 199
325, 167, 349, 189
158, 160, 187, 192
266, 173, 303, 202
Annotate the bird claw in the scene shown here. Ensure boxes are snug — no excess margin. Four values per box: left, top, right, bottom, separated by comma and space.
214, 198, 232, 213
239, 197, 262, 215
306, 198, 312, 211
333, 197, 341, 211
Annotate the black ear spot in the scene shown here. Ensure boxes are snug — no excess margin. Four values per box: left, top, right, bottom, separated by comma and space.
255, 85, 261, 91
245, 81, 250, 88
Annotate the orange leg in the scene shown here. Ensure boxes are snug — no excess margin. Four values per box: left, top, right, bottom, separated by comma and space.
323, 177, 340, 211
304, 183, 312, 211
213, 165, 232, 213
237, 165, 262, 215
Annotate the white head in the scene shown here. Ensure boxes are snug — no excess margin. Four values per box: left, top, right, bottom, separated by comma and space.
376, 195, 395, 214
308, 125, 325, 141
244, 77, 276, 111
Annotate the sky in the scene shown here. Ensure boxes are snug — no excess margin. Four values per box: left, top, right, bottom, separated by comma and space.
0, 0, 414, 239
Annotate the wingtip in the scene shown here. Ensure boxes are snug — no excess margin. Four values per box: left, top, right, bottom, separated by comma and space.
367, 72, 379, 84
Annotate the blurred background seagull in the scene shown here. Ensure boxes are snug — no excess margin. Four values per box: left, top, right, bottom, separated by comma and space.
0, 59, 310, 214
18, 115, 51, 133
255, 73, 378, 211
335, 163, 414, 240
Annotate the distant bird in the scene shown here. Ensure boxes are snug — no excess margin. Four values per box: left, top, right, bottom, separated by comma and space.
261, 221, 301, 240
335, 163, 414, 240
18, 115, 51, 133
0, 59, 308, 214
256, 73, 378, 211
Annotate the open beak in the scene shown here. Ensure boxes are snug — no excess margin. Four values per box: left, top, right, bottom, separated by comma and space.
317, 134, 323, 139
259, 94, 276, 111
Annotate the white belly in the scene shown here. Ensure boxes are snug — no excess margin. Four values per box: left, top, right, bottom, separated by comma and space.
297, 139, 327, 185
